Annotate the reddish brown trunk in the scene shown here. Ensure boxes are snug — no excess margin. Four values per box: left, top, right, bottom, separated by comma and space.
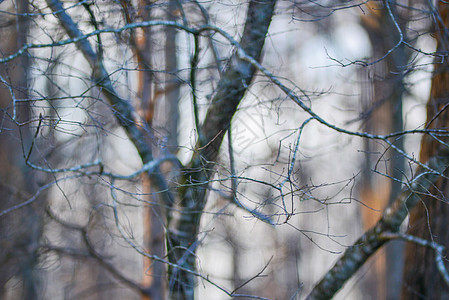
135, 2, 177, 299
402, 3, 449, 299
132, 3, 160, 299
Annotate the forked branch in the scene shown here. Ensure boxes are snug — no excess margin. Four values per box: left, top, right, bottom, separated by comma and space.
305, 151, 449, 300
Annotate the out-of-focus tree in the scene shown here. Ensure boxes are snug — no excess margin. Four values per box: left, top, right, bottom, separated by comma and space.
0, 0, 42, 299
358, 1, 409, 298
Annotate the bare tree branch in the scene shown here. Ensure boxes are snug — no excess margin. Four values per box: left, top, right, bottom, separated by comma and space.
166, 1, 276, 299
305, 150, 449, 300
381, 232, 449, 287
45, 0, 173, 206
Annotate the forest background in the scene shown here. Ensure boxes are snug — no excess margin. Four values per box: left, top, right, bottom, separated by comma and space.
1, 1, 448, 299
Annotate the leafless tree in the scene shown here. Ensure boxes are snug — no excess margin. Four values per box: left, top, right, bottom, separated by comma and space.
2, 0, 449, 299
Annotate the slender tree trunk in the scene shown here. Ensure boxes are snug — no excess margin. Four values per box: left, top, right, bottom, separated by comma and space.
359, 2, 407, 299
166, 2, 276, 299
141, 1, 181, 296
133, 2, 169, 299
402, 2, 449, 299
163, 0, 180, 153
0, 0, 41, 298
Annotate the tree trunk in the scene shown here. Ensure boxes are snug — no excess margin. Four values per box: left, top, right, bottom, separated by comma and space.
0, 0, 41, 298
166, 1, 276, 299
359, 2, 407, 299
141, 1, 181, 298
402, 2, 449, 299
